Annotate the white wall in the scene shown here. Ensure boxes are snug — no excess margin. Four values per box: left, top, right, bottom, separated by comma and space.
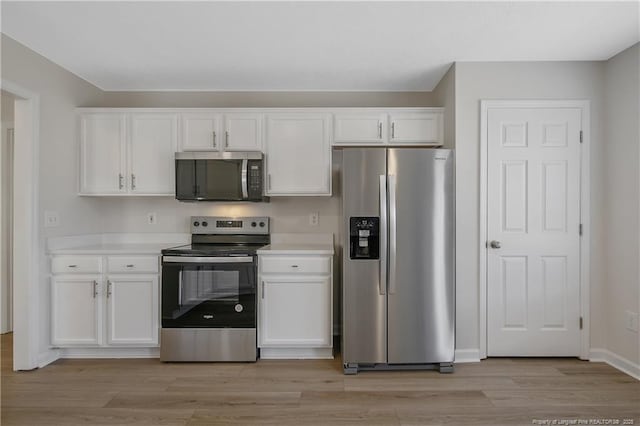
1, 34, 105, 356
454, 61, 606, 353
1, 90, 15, 333
603, 43, 640, 366
432, 63, 456, 150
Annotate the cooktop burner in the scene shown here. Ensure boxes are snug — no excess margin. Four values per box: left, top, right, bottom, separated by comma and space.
162, 216, 270, 258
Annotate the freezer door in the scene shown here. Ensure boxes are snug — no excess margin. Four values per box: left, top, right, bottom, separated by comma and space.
342, 148, 387, 365
387, 149, 455, 364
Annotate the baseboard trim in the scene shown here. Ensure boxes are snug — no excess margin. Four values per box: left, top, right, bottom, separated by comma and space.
590, 348, 640, 380
260, 347, 334, 360
454, 349, 481, 363
38, 349, 60, 368
58, 347, 160, 359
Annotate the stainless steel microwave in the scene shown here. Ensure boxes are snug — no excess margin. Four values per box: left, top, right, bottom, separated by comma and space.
175, 152, 267, 202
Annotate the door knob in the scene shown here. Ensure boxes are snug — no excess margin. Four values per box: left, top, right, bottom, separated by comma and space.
490, 240, 501, 249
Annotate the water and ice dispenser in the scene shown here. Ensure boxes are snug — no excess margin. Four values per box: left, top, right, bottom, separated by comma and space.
349, 217, 380, 260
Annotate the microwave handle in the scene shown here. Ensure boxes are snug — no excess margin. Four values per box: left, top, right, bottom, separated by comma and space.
241, 159, 249, 199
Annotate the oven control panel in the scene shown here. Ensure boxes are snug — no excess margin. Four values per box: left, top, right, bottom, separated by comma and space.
191, 216, 269, 234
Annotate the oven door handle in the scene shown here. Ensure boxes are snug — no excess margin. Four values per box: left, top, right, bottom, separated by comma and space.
178, 272, 183, 307
162, 256, 254, 264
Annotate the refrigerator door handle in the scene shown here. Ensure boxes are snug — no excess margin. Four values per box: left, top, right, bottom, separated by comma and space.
388, 174, 397, 294
379, 175, 387, 296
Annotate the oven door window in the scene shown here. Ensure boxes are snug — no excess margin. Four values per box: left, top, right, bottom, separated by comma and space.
162, 262, 255, 328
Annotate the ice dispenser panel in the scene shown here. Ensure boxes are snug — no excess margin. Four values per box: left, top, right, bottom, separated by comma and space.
349, 217, 380, 260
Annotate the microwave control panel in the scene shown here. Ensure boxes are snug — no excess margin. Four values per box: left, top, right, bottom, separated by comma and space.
248, 160, 264, 198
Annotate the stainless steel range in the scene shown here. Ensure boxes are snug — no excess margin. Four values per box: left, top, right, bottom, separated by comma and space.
160, 216, 269, 362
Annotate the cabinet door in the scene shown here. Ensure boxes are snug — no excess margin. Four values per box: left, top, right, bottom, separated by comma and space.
259, 276, 331, 347
223, 113, 262, 151
79, 114, 126, 194
389, 112, 443, 145
51, 276, 101, 346
264, 114, 331, 196
129, 113, 178, 195
106, 275, 159, 346
333, 113, 387, 144
181, 113, 221, 151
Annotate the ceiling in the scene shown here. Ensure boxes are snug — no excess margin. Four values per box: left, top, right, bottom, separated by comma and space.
2, 1, 638, 92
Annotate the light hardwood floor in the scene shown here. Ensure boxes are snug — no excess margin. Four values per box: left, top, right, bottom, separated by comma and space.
1, 333, 638, 425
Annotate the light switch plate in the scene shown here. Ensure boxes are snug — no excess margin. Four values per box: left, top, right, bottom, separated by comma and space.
625, 311, 639, 333
44, 211, 59, 228
147, 212, 157, 225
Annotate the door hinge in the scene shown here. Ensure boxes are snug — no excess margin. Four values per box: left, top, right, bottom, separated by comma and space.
579, 317, 583, 330
579, 223, 583, 236
579, 130, 583, 143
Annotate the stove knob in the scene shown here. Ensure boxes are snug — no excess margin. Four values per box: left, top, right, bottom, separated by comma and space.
193, 221, 200, 227
251, 222, 257, 227
202, 221, 208, 227
259, 221, 265, 227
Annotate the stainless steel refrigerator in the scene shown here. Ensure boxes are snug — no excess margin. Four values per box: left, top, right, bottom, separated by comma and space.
342, 148, 455, 374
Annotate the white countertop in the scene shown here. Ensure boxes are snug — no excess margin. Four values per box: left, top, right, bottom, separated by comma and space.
257, 242, 334, 255
49, 242, 180, 255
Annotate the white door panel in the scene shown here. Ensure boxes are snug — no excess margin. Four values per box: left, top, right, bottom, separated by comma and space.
487, 107, 581, 356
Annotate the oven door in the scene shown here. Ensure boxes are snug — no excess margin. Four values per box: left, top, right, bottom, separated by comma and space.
161, 256, 256, 328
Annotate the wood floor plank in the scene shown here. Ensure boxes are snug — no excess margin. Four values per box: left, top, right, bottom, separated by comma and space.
1, 408, 194, 426
300, 390, 494, 409
105, 391, 302, 410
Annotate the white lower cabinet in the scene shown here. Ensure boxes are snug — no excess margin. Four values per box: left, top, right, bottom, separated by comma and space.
106, 275, 159, 346
51, 255, 160, 349
258, 254, 333, 359
51, 275, 102, 346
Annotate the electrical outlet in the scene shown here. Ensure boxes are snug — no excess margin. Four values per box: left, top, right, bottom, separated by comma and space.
309, 212, 319, 226
625, 311, 639, 333
147, 212, 157, 225
44, 211, 59, 228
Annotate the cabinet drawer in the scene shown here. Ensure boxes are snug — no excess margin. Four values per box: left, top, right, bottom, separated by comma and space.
261, 256, 330, 275
107, 256, 159, 273
51, 256, 102, 274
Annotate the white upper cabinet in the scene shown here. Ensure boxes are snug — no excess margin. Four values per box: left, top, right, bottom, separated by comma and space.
389, 111, 443, 144
79, 114, 127, 194
223, 113, 262, 151
333, 113, 387, 144
181, 113, 220, 151
264, 114, 332, 196
129, 113, 178, 195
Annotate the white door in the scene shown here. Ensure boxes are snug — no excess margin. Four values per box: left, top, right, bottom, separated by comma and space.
106, 275, 159, 346
51, 276, 101, 346
181, 113, 221, 151
223, 113, 262, 151
264, 114, 331, 196
389, 112, 443, 145
487, 107, 582, 356
79, 114, 127, 194
333, 113, 387, 144
129, 113, 178, 195
259, 276, 331, 347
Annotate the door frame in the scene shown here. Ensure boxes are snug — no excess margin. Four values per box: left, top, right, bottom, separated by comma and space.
479, 100, 591, 360
1, 79, 41, 370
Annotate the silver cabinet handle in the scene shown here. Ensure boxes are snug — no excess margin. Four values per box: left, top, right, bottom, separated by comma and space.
107, 280, 112, 298
118, 174, 124, 190
93, 280, 98, 298
388, 174, 397, 294
126, 264, 134, 268
261, 281, 265, 299
291, 265, 299, 268
490, 240, 501, 249
68, 265, 77, 268
379, 175, 387, 296
131, 174, 136, 190
391, 122, 395, 139
212, 131, 217, 148
225, 131, 229, 148
268, 174, 272, 190
378, 122, 382, 139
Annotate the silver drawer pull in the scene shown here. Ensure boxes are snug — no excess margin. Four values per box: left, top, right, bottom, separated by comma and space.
126, 264, 135, 268
291, 265, 299, 268
68, 265, 78, 268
